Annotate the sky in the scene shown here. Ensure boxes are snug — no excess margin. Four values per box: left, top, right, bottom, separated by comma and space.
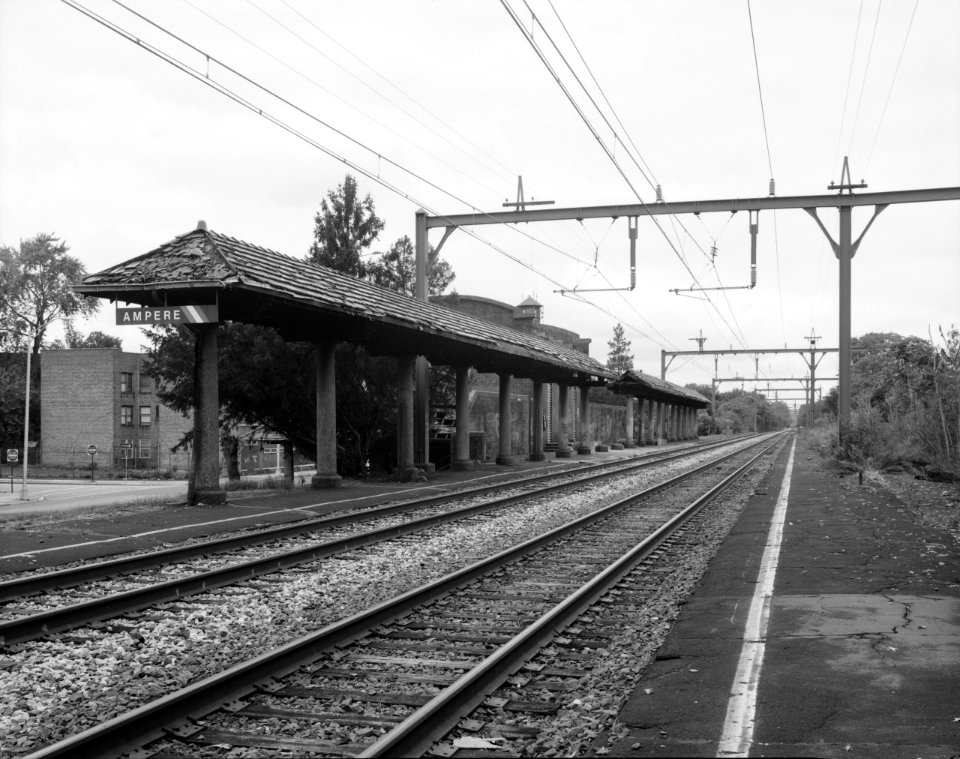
2, 0, 958, 408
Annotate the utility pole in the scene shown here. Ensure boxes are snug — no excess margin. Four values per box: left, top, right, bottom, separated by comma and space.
689, 330, 707, 351
419, 172, 960, 441
805, 328, 821, 427
804, 158, 884, 434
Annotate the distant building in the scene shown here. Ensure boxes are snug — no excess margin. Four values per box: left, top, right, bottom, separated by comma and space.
429, 294, 623, 461
40, 349, 193, 471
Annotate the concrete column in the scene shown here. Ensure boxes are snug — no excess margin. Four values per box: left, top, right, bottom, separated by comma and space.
644, 398, 654, 445
452, 365, 473, 471
496, 373, 516, 465
281, 441, 294, 485
670, 404, 679, 441
556, 383, 572, 458
311, 341, 342, 488
396, 356, 420, 481
656, 401, 666, 442
193, 324, 226, 504
577, 385, 592, 455
529, 379, 546, 461
624, 397, 636, 447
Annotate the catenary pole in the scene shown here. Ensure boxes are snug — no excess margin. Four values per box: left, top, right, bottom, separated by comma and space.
420, 174, 959, 441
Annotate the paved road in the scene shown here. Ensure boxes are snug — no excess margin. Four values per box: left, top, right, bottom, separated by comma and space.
0, 478, 190, 514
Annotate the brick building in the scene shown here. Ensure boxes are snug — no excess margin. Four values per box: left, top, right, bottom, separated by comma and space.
40, 349, 193, 471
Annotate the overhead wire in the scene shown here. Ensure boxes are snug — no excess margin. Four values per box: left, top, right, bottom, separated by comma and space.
269, 0, 600, 264
833, 0, 865, 172
65, 0, 586, 294
179, 0, 506, 201
65, 0, 694, 360
275, 0, 520, 184
540, 1, 761, 358
501, 0, 751, 353
847, 0, 884, 158
110, 0, 596, 271
863, 0, 919, 175
745, 0, 786, 347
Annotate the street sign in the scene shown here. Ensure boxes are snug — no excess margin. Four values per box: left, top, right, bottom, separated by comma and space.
6, 449, 17, 463
116, 304, 218, 325
87, 445, 99, 456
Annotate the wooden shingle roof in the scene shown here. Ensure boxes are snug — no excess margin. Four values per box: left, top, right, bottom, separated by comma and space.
611, 370, 711, 407
77, 225, 617, 383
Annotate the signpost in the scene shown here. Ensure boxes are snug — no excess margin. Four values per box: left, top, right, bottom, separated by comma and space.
6, 449, 16, 493
87, 444, 98, 483
120, 443, 132, 479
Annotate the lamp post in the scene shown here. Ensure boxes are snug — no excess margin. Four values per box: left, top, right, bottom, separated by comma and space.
19, 348, 32, 500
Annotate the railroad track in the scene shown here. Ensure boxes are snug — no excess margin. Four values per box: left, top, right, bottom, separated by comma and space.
0, 436, 755, 648
21, 431, 789, 759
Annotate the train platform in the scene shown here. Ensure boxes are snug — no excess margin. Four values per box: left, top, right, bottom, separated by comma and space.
0, 444, 647, 574
603, 435, 960, 758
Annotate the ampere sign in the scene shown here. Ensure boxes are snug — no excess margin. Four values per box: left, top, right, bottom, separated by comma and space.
116, 304, 218, 325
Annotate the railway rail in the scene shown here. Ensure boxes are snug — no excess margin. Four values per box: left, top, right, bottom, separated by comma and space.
20, 431, 789, 758
0, 436, 754, 648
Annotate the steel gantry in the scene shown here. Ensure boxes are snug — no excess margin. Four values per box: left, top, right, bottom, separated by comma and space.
415, 178, 960, 447
663, 343, 844, 428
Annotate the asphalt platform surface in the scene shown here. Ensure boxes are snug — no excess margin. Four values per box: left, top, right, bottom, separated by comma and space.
603, 436, 960, 758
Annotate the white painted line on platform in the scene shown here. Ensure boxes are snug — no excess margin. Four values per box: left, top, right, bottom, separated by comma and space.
716, 436, 796, 757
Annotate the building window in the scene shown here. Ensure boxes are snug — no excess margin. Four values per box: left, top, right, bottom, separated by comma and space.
121, 406, 133, 426
139, 440, 151, 459
139, 373, 152, 393
140, 405, 152, 426
120, 372, 133, 393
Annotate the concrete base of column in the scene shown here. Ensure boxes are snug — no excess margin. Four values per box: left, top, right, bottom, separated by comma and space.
395, 467, 424, 482
555, 448, 573, 458
496, 455, 517, 466
611, 443, 624, 450
528, 452, 547, 461
577, 445, 592, 455
311, 474, 343, 489
415, 461, 436, 474
194, 488, 227, 505
596, 444, 610, 452
452, 459, 474, 471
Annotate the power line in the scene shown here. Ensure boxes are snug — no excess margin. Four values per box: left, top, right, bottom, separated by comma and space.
864, 0, 920, 174
65, 0, 683, 359
847, 0, 884, 157
833, 0, 865, 172
746, 0, 774, 179
109, 0, 597, 273
500, 0, 751, 351
275, 0, 520, 185
177, 0, 505, 202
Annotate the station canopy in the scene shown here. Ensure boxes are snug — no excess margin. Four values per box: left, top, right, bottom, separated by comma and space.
75, 223, 617, 385
610, 370, 711, 407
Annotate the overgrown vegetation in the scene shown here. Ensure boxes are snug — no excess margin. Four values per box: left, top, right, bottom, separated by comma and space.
805, 328, 960, 480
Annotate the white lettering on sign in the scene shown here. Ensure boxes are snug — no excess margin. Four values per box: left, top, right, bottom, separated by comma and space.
116, 305, 217, 325
119, 309, 183, 323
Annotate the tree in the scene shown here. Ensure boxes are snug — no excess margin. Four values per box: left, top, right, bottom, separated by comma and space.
309, 174, 385, 276
366, 235, 456, 297
46, 322, 122, 350
0, 234, 97, 354
606, 323, 634, 375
